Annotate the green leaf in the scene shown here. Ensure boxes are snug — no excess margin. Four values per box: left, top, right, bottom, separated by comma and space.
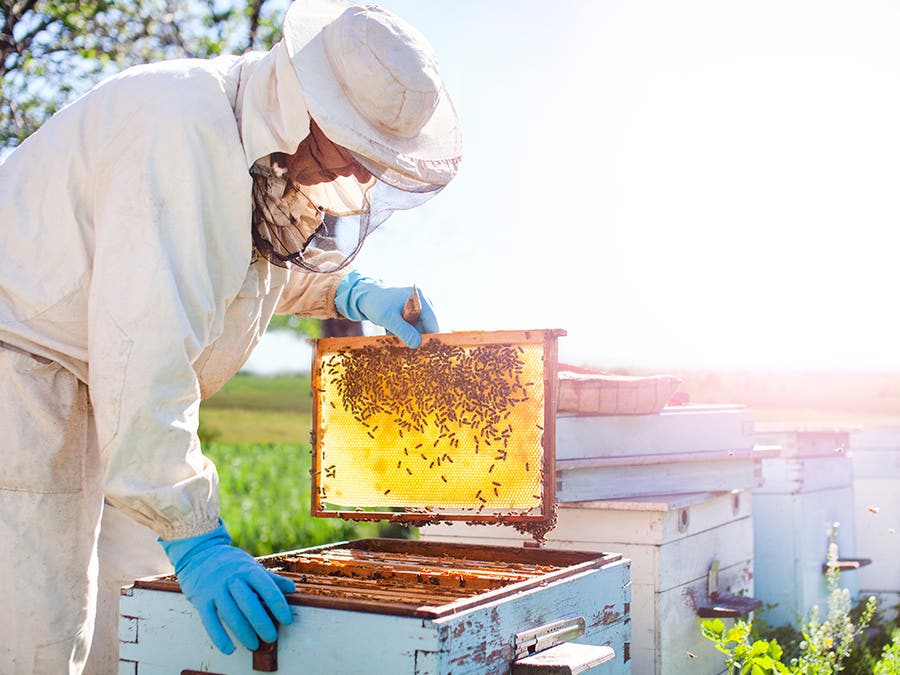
752, 655, 773, 668
749, 640, 769, 657
704, 618, 726, 635
726, 624, 749, 644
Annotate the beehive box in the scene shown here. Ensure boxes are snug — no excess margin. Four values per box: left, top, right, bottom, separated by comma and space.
119, 539, 631, 674
849, 425, 900, 617
555, 405, 770, 502
753, 427, 868, 627
422, 490, 755, 675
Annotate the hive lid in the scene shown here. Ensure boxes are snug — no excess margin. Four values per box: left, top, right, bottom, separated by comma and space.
310, 329, 565, 538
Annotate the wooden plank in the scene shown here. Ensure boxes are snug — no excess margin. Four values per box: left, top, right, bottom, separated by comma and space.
657, 518, 754, 592
556, 405, 754, 461
541, 329, 561, 539
754, 428, 852, 459
314, 329, 562, 352
558, 491, 751, 546
756, 456, 854, 494
271, 538, 616, 567
557, 460, 763, 501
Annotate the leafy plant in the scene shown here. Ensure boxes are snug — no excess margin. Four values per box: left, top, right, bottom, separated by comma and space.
789, 547, 877, 674
701, 618, 789, 674
873, 631, 900, 675
1, 0, 287, 153
701, 544, 879, 674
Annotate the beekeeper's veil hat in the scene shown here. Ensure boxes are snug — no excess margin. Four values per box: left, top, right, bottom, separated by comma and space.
253, 0, 461, 271
282, 0, 461, 191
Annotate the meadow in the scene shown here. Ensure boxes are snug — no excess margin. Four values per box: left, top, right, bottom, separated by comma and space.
200, 374, 411, 556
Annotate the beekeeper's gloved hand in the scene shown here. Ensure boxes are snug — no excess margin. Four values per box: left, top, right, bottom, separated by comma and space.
335, 271, 439, 348
159, 519, 295, 654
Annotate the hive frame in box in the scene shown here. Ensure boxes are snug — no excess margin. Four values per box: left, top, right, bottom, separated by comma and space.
310, 329, 565, 536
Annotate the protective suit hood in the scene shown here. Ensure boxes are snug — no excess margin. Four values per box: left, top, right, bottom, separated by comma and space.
234, 40, 312, 169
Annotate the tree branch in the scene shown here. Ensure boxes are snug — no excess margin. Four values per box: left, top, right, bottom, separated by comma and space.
246, 0, 262, 52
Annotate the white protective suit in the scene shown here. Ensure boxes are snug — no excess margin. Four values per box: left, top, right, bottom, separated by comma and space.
0, 42, 345, 673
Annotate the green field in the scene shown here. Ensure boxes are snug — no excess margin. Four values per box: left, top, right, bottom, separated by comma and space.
200, 374, 411, 555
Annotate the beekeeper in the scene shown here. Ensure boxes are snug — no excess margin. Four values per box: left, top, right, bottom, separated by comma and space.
0, 0, 461, 671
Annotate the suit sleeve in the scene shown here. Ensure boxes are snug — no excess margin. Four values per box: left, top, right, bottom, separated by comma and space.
274, 251, 349, 318
88, 79, 252, 540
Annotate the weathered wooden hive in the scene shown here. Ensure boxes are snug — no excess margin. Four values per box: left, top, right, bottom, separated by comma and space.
118, 330, 632, 674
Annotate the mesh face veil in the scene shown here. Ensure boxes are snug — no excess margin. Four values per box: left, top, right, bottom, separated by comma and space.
250, 145, 443, 273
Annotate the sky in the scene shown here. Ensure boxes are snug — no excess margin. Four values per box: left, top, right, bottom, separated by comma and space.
248, 0, 900, 375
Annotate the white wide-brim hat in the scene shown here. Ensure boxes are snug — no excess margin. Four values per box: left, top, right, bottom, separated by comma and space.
283, 0, 462, 188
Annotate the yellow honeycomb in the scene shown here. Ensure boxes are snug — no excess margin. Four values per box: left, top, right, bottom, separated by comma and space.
312, 333, 551, 516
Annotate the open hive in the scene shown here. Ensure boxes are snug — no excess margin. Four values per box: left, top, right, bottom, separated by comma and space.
132, 537, 624, 623
311, 330, 564, 537
253, 538, 619, 617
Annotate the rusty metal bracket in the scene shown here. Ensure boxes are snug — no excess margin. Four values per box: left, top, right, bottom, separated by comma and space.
822, 522, 872, 574
696, 559, 762, 619
252, 639, 278, 672
515, 617, 586, 660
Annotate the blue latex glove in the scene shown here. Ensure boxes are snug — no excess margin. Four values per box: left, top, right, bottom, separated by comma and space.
159, 520, 295, 654
335, 271, 439, 348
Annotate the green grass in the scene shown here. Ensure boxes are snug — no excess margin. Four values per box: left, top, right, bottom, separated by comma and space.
199, 374, 313, 445
199, 375, 412, 555
200, 408, 312, 444
203, 373, 312, 412
205, 442, 394, 556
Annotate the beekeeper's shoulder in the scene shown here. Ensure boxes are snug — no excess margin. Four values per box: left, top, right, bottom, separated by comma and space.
87, 56, 243, 148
